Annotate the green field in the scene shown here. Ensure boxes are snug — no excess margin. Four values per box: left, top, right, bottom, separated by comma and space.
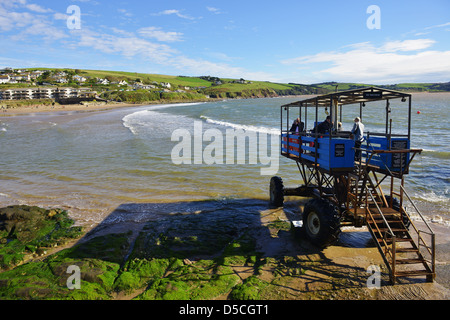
4, 68, 450, 99
81, 70, 213, 88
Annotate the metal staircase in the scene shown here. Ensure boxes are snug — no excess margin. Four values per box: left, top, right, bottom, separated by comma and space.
356, 175, 436, 284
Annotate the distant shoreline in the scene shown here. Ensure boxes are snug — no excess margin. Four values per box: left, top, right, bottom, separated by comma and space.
0, 100, 210, 116
1, 91, 448, 117
0, 101, 143, 116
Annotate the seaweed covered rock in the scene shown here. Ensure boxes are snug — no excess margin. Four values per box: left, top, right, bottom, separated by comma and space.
0, 205, 83, 270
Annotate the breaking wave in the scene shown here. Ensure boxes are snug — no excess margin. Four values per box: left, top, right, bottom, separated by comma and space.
200, 115, 279, 135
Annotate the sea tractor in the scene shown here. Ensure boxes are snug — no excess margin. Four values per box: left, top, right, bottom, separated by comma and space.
270, 87, 436, 284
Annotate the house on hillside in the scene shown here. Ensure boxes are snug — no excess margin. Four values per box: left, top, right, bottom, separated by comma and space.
133, 83, 156, 90
0, 68, 13, 74
30, 71, 44, 79
0, 75, 10, 84
73, 75, 87, 83
10, 74, 30, 82
54, 77, 68, 84
161, 82, 171, 89
96, 78, 110, 85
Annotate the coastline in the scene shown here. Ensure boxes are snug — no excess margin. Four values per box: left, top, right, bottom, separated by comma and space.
1, 91, 446, 117
0, 101, 149, 116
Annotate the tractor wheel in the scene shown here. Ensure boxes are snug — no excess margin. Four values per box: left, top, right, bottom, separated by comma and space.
269, 176, 284, 207
302, 198, 341, 248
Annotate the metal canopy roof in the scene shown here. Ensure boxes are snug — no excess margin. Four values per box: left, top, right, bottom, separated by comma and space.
282, 86, 411, 108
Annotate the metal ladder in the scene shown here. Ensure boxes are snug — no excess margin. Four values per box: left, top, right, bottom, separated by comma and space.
364, 185, 436, 284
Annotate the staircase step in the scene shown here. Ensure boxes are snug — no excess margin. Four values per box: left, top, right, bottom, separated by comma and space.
374, 227, 406, 233
376, 238, 414, 243
396, 258, 425, 265
396, 247, 420, 253
369, 207, 399, 215
368, 219, 402, 225
395, 270, 433, 277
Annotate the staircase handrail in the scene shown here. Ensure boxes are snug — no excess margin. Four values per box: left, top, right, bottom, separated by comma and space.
399, 185, 435, 264
365, 185, 395, 238
400, 185, 434, 234
365, 185, 397, 279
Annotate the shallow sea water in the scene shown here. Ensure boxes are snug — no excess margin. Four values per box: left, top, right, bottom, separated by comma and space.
0, 93, 448, 228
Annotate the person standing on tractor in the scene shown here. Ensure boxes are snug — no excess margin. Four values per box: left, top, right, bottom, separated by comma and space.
350, 117, 365, 161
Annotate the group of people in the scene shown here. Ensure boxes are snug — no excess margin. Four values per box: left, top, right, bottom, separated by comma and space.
289, 116, 365, 160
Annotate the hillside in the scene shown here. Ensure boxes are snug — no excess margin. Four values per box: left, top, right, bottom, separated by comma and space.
314, 81, 450, 92
1, 68, 449, 105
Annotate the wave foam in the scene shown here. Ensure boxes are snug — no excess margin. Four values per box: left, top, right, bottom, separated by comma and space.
122, 109, 190, 135
149, 102, 205, 111
200, 115, 279, 135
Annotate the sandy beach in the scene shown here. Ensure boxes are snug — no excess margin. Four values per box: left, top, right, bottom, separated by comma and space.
0, 101, 149, 116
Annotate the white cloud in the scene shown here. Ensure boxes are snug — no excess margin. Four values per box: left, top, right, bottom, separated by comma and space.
152, 9, 195, 20
138, 27, 183, 42
118, 8, 132, 17
26, 3, 52, 13
380, 39, 435, 52
12, 20, 67, 41
74, 29, 176, 63
171, 56, 276, 81
0, 10, 33, 31
282, 39, 450, 83
425, 21, 450, 30
111, 27, 134, 37
53, 12, 69, 20
206, 7, 223, 14
0, 0, 58, 37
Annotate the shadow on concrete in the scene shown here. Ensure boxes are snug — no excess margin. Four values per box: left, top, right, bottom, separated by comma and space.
63, 198, 383, 295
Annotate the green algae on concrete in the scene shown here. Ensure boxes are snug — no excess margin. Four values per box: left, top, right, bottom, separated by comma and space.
0, 205, 83, 271
0, 202, 266, 300
2, 200, 441, 300
0, 231, 130, 300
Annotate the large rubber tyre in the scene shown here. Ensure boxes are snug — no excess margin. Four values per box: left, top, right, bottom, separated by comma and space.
269, 176, 284, 207
302, 198, 341, 248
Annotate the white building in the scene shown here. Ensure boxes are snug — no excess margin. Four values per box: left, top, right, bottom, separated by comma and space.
73, 75, 87, 83
10, 74, 30, 82
0, 75, 10, 84
0, 87, 97, 100
97, 78, 110, 85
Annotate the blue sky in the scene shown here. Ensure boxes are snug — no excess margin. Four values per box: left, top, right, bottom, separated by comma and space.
1, 0, 449, 84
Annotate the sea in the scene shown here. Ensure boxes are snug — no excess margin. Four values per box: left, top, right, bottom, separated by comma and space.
0, 93, 448, 229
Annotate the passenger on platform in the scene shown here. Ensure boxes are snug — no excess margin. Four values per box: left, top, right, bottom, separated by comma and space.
350, 117, 365, 161
315, 116, 333, 134
289, 118, 304, 133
